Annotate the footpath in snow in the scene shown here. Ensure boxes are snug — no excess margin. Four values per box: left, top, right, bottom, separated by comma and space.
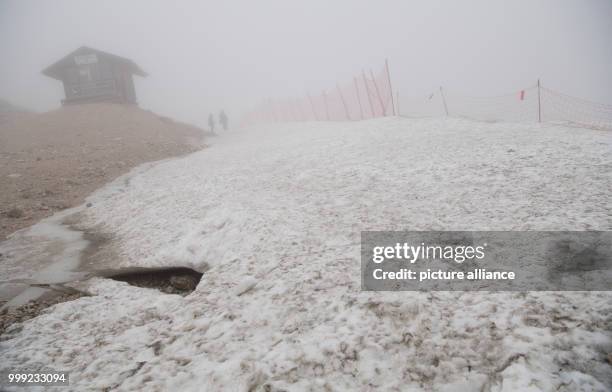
1, 117, 611, 391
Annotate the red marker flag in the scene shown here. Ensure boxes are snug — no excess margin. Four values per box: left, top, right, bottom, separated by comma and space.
519, 90, 525, 101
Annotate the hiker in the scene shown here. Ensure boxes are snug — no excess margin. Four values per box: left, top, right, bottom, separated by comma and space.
219, 110, 228, 131
208, 113, 215, 133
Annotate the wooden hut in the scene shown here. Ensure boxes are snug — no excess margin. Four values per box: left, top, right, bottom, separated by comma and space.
42, 46, 147, 105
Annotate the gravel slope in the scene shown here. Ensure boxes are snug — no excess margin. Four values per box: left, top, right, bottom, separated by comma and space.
0, 103, 205, 241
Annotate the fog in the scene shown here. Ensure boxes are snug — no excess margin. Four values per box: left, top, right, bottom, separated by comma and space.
1, 0, 611, 127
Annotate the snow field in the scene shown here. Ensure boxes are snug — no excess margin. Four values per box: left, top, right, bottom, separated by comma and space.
1, 117, 611, 391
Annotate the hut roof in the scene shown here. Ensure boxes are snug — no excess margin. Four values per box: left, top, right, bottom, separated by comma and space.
42, 46, 148, 80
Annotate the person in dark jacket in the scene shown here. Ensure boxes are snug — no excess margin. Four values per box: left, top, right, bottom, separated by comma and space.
208, 113, 215, 133
219, 110, 228, 131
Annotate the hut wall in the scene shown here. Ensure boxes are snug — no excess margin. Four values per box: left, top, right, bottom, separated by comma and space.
61, 55, 128, 104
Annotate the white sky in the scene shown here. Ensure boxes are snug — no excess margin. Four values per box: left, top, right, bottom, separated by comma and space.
1, 0, 611, 127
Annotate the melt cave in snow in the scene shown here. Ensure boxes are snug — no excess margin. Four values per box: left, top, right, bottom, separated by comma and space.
103, 267, 203, 295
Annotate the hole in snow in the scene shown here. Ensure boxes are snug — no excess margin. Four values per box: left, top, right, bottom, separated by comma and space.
102, 266, 203, 295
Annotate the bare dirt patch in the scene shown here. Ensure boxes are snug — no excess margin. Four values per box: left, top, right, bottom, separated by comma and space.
0, 103, 207, 240
0, 291, 86, 337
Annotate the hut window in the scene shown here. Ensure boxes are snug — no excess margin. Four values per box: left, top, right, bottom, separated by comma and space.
78, 65, 92, 82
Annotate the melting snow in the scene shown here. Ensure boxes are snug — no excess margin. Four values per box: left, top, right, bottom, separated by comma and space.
1, 117, 611, 391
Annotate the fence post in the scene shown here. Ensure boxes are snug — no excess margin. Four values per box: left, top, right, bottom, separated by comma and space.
362, 71, 376, 117
537, 79, 542, 123
307, 93, 319, 121
337, 84, 351, 120
385, 59, 396, 115
354, 77, 365, 120
370, 69, 386, 115
439, 87, 449, 117
396, 91, 400, 116
323, 90, 331, 121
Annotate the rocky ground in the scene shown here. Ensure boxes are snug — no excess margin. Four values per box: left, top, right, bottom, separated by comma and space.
0, 103, 207, 241
0, 103, 207, 335
0, 292, 85, 336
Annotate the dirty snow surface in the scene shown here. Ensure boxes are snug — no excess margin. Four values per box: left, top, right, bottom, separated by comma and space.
1, 118, 611, 391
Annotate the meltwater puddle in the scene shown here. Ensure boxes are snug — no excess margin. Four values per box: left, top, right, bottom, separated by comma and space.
0, 206, 90, 310
1, 206, 205, 314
